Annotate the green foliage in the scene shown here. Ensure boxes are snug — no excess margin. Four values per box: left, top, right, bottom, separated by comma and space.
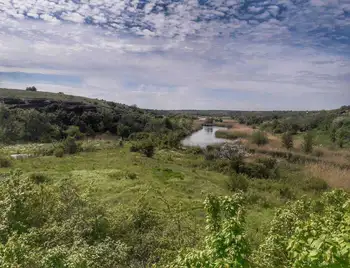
64, 125, 84, 140
54, 147, 65, 158
0, 173, 129, 267
239, 158, 279, 179
0, 94, 193, 145
28, 172, 48, 184
302, 177, 329, 192
251, 131, 268, 146
253, 190, 350, 268
281, 132, 294, 150
130, 140, 155, 157
330, 127, 337, 143
186, 146, 203, 155
0, 155, 12, 168
228, 174, 249, 192
302, 132, 314, 154
25, 86, 37, 92
63, 137, 80, 155
170, 193, 249, 267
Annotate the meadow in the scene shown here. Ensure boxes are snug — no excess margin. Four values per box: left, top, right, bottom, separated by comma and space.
1, 134, 347, 266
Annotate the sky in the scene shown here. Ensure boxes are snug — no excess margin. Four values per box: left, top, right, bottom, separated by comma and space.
0, 0, 349, 110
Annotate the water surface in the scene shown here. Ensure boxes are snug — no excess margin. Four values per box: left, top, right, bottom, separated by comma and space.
181, 126, 229, 148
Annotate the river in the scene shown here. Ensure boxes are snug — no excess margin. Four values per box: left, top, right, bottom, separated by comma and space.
181, 126, 229, 148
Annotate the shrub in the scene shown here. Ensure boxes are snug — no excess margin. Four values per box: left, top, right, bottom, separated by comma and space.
0, 174, 129, 267
170, 193, 249, 267
228, 173, 249, 192
130, 140, 155, 158
54, 147, 65, 158
281, 132, 293, 149
256, 157, 277, 170
34, 146, 55, 156
252, 190, 350, 268
28, 173, 48, 184
301, 132, 313, 154
64, 125, 84, 140
0, 156, 12, 168
25, 86, 37, 91
242, 158, 279, 179
279, 186, 295, 200
229, 155, 245, 173
187, 146, 203, 155
251, 131, 268, 146
242, 162, 268, 179
108, 171, 123, 180
203, 149, 216, 161
124, 171, 138, 180
63, 136, 79, 154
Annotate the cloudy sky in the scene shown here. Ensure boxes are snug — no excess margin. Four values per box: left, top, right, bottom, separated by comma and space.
0, 0, 349, 110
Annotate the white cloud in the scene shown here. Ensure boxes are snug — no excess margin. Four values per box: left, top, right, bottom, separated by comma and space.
0, 0, 349, 110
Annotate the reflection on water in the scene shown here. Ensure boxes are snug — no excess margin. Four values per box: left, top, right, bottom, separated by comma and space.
181, 126, 229, 148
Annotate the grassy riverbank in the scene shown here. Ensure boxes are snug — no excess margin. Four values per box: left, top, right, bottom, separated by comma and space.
0, 138, 341, 265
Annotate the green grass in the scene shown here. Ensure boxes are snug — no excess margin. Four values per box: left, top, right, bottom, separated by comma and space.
0, 140, 328, 249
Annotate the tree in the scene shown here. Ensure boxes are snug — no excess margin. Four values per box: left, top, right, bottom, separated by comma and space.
281, 132, 293, 150
301, 132, 313, 154
25, 86, 37, 92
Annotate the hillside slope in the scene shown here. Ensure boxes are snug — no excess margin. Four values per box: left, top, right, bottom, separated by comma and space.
0, 88, 190, 144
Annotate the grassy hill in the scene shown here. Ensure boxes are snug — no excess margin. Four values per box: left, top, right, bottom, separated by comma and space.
0, 88, 100, 104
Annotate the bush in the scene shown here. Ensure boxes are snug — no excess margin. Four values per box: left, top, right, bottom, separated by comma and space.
301, 132, 313, 154
256, 157, 277, 169
229, 155, 245, 173
279, 186, 295, 200
228, 173, 249, 192
130, 140, 155, 158
187, 146, 203, 155
251, 131, 268, 146
242, 162, 268, 179
28, 173, 48, 184
203, 149, 216, 161
25, 86, 37, 91
241, 158, 279, 179
54, 147, 65, 157
34, 146, 55, 156
63, 136, 80, 154
0, 156, 12, 168
124, 171, 138, 180
65, 125, 84, 140
0, 174, 129, 267
281, 132, 293, 149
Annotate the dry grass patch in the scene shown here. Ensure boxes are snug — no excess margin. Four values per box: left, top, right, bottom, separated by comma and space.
305, 162, 350, 190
